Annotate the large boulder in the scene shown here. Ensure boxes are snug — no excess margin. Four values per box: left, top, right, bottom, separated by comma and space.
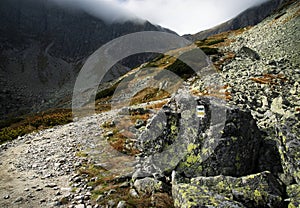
176, 96, 263, 177
172, 171, 285, 208
136, 94, 265, 177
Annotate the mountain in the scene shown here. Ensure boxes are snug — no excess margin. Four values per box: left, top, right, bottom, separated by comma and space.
0, 0, 175, 119
183, 0, 292, 41
0, 0, 299, 207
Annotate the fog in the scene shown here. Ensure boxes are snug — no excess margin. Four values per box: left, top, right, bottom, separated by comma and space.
50, 0, 270, 35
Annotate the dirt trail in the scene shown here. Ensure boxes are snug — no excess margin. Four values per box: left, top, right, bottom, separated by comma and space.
0, 110, 118, 208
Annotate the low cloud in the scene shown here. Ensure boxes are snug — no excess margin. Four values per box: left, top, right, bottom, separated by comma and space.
50, 0, 140, 23
50, 0, 270, 35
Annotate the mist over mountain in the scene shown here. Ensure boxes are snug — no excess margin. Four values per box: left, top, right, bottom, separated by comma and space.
0, 0, 174, 119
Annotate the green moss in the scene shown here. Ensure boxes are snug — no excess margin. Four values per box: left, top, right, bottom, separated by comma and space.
187, 143, 198, 153
288, 203, 297, 208
171, 125, 177, 135
253, 189, 263, 204
76, 151, 88, 157
186, 154, 198, 165
216, 181, 225, 191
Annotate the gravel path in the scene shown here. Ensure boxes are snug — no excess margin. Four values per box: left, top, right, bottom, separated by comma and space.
0, 110, 118, 208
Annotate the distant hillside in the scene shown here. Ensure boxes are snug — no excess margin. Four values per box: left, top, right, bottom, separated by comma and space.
0, 0, 175, 119
183, 0, 292, 41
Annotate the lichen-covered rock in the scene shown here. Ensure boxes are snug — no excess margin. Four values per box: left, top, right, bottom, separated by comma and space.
133, 177, 164, 195
173, 183, 245, 208
276, 117, 300, 185
136, 93, 269, 178
136, 89, 199, 175
176, 97, 263, 177
173, 171, 285, 208
286, 184, 300, 208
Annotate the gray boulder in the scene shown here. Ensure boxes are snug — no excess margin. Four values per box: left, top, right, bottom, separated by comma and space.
173, 171, 285, 208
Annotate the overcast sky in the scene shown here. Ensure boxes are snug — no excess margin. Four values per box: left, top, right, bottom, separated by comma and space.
52, 0, 269, 35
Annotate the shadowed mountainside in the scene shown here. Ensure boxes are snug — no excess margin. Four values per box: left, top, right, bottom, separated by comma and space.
0, 0, 175, 120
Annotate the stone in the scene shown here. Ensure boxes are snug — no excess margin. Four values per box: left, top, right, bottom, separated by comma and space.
45, 183, 57, 188
14, 196, 24, 203
107, 200, 115, 207
96, 195, 104, 202
107, 189, 116, 196
3, 195, 10, 199
129, 189, 139, 198
74, 195, 84, 201
75, 204, 85, 208
135, 119, 145, 129
239, 46, 260, 60
287, 184, 300, 208
173, 171, 285, 208
36, 187, 43, 191
105, 131, 114, 137
177, 97, 263, 177
116, 201, 126, 208
134, 177, 163, 195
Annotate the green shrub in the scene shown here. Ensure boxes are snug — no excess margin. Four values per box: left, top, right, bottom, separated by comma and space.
199, 47, 219, 55
164, 58, 195, 80
0, 126, 31, 143
0, 109, 72, 144
95, 80, 123, 100
206, 38, 225, 46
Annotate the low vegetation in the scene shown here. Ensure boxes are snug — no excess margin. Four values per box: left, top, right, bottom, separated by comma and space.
250, 73, 288, 85
76, 162, 174, 208
130, 87, 170, 106
0, 109, 72, 144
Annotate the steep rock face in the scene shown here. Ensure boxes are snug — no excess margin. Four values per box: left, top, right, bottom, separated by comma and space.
0, 0, 174, 119
184, 0, 291, 41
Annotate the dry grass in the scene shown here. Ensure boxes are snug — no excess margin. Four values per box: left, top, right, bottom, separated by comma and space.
196, 27, 252, 48
146, 100, 169, 111
214, 51, 236, 71
130, 87, 171, 106
191, 85, 232, 101
250, 74, 287, 85
102, 110, 151, 156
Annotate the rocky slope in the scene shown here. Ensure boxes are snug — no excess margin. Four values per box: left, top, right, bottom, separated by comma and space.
183, 0, 291, 41
0, 0, 299, 208
174, 1, 299, 207
0, 0, 173, 120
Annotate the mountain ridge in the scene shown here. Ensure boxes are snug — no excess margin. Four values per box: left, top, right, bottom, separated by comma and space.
183, 0, 292, 41
0, 0, 176, 120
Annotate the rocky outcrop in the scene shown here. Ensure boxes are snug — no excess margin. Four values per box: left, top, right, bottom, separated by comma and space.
173, 171, 285, 208
137, 95, 264, 176
132, 1, 299, 207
